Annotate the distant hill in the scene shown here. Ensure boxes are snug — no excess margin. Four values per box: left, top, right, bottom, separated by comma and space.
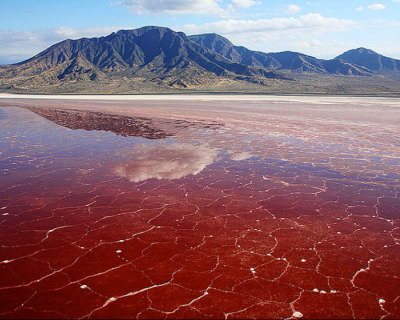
0, 26, 399, 94
189, 33, 373, 76
335, 47, 400, 72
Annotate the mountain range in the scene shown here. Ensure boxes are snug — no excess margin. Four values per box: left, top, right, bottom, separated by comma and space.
0, 26, 399, 94
189, 33, 400, 75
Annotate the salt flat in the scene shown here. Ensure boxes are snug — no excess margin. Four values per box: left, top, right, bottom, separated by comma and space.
0, 94, 399, 319
1, 93, 400, 106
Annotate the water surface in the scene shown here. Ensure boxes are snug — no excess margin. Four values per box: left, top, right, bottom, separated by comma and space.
0, 100, 399, 319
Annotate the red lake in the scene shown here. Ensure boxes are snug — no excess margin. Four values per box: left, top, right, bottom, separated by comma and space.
0, 95, 399, 319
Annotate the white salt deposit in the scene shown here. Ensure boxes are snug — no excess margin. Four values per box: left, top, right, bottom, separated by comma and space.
301, 259, 307, 262
379, 299, 386, 304
2, 94, 400, 108
2, 213, 9, 216
80, 285, 88, 289
313, 288, 319, 293
320, 290, 327, 294
116, 250, 122, 253
293, 311, 303, 318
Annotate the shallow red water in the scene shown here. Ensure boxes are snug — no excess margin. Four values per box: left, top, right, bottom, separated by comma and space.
0, 100, 399, 319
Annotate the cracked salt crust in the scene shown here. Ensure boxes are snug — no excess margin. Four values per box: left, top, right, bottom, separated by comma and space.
0, 98, 399, 319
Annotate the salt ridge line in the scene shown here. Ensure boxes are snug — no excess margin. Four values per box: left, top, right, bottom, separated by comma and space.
1, 93, 400, 106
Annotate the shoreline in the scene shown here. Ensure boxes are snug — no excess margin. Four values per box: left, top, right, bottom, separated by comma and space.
1, 93, 400, 107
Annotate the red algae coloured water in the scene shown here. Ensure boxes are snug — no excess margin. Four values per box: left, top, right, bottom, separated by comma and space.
0, 96, 399, 319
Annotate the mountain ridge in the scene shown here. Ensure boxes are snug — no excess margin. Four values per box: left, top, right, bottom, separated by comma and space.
188, 33, 397, 76
335, 47, 400, 72
1, 26, 399, 94
0, 26, 287, 88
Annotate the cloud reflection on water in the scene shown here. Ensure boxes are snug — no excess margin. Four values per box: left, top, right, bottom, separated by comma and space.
114, 142, 218, 182
230, 151, 253, 161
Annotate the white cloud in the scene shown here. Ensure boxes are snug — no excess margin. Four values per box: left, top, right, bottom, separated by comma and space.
119, 0, 226, 16
230, 0, 258, 9
356, 6, 363, 11
183, 13, 355, 36
113, 143, 218, 182
285, 4, 302, 15
368, 3, 386, 10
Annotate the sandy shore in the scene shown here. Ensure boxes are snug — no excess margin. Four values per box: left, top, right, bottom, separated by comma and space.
1, 93, 400, 106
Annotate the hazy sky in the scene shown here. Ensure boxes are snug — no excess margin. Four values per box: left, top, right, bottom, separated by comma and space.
1, 0, 400, 64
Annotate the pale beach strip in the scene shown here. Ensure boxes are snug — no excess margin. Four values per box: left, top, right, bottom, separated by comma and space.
0, 93, 400, 107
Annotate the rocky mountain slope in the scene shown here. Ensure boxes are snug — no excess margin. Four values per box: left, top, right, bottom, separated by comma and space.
0, 26, 286, 91
335, 47, 400, 72
189, 33, 380, 76
0, 26, 399, 94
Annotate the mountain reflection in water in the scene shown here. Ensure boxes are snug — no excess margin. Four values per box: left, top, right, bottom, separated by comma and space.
114, 143, 218, 182
25, 106, 171, 139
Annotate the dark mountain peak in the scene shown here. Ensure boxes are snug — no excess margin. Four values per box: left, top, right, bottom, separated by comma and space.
336, 47, 400, 72
0, 25, 288, 92
269, 51, 316, 60
189, 33, 234, 46
189, 33, 235, 58
336, 47, 378, 59
115, 26, 175, 38
355, 47, 377, 54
